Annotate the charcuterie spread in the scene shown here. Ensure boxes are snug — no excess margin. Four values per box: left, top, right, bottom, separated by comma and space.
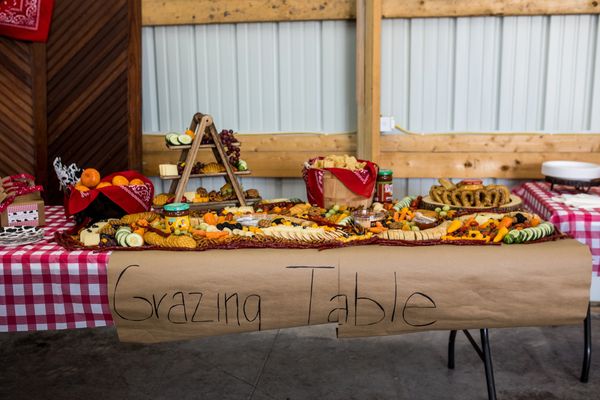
56, 178, 563, 252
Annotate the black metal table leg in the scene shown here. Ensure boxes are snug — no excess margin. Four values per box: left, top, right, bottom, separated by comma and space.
447, 329, 497, 400
448, 330, 457, 369
481, 329, 497, 400
581, 304, 592, 383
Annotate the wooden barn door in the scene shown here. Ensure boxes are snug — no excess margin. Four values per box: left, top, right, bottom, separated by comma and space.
0, 0, 141, 204
0, 40, 39, 177
45, 0, 141, 203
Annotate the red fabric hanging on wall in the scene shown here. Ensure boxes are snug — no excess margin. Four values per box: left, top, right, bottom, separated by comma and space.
0, 0, 54, 42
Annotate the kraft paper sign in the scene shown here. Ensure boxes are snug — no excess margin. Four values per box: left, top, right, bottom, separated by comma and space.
108, 240, 591, 343
108, 249, 340, 343
336, 240, 591, 337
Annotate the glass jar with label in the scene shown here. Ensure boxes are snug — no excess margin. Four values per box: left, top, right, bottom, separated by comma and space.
376, 169, 393, 202
163, 203, 190, 233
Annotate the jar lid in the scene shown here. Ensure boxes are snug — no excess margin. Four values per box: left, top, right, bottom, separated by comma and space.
378, 169, 393, 176
164, 202, 190, 212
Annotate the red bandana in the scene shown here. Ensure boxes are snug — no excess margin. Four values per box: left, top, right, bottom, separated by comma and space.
0, 0, 54, 42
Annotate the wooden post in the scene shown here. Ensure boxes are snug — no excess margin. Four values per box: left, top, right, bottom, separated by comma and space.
128, 0, 143, 171
32, 43, 48, 191
356, 0, 381, 163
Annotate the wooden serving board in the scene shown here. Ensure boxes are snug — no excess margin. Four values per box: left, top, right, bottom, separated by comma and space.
421, 194, 523, 213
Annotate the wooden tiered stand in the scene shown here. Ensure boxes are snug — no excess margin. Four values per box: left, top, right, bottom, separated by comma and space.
159, 113, 259, 210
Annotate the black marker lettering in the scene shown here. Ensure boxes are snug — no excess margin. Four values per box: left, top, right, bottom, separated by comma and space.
307, 269, 315, 324
224, 293, 240, 326
190, 292, 213, 322
217, 293, 221, 322
328, 294, 348, 323
152, 293, 167, 319
354, 273, 385, 326
391, 272, 398, 322
112, 264, 153, 322
243, 294, 261, 331
167, 291, 187, 324
402, 292, 437, 327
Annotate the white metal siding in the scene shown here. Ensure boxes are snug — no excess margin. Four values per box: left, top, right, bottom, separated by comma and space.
144, 16, 599, 200
381, 15, 600, 132
142, 21, 356, 133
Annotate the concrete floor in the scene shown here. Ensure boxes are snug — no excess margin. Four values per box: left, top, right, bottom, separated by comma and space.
1, 314, 599, 400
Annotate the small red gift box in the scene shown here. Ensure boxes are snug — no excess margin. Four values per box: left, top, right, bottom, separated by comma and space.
1, 174, 45, 227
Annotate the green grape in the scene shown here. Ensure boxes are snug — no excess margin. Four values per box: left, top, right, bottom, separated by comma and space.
442, 205, 451, 211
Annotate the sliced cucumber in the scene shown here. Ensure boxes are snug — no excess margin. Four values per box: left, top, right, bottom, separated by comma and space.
177, 134, 192, 145
117, 232, 129, 247
504, 230, 518, 244
115, 229, 131, 244
338, 216, 353, 226
165, 133, 178, 144
393, 196, 413, 211
532, 227, 542, 240
526, 228, 536, 242
125, 233, 144, 247
168, 135, 181, 146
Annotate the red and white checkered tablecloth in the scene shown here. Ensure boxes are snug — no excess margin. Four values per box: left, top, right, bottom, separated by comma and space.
514, 182, 600, 276
0, 206, 113, 332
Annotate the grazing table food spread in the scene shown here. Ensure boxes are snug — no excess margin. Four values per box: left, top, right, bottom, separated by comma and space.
0, 177, 592, 343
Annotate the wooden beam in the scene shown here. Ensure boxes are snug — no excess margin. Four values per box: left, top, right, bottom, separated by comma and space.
142, 0, 355, 26
382, 0, 600, 18
128, 0, 143, 171
142, 0, 600, 25
144, 133, 600, 178
380, 152, 600, 179
142, 133, 356, 177
381, 134, 600, 153
356, 0, 381, 163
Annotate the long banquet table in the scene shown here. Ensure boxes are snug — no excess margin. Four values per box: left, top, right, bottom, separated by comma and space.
0, 205, 593, 400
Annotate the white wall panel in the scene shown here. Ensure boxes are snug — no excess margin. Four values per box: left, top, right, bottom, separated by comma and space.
381, 14, 600, 132
453, 17, 502, 130
498, 16, 548, 130
409, 18, 455, 130
544, 15, 597, 131
321, 21, 357, 132
381, 19, 410, 127
142, 28, 159, 132
142, 21, 356, 134
236, 23, 280, 131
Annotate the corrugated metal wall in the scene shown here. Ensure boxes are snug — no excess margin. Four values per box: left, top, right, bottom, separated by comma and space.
381, 15, 600, 132
142, 21, 356, 133
144, 15, 599, 198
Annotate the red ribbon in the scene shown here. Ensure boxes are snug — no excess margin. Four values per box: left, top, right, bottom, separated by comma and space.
0, 174, 43, 213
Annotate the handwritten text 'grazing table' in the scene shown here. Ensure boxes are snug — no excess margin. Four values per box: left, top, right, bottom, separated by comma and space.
108, 239, 591, 343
